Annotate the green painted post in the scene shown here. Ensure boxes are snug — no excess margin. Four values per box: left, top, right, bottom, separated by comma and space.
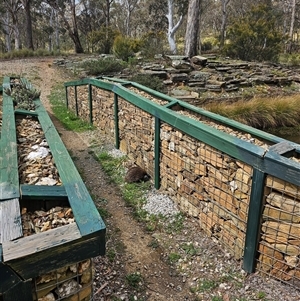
88, 84, 93, 124
114, 93, 120, 149
65, 86, 69, 108
154, 116, 161, 189
74, 86, 78, 116
243, 168, 266, 273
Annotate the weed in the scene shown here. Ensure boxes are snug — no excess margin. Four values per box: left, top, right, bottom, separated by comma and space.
96, 152, 126, 184
125, 272, 143, 289
181, 243, 198, 256
205, 94, 300, 130
257, 291, 267, 299
211, 297, 223, 301
106, 249, 116, 262
197, 279, 217, 292
97, 207, 110, 220
168, 252, 181, 264
147, 239, 159, 249
166, 213, 184, 233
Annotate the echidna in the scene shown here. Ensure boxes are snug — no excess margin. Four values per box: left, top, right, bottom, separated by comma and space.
124, 165, 150, 183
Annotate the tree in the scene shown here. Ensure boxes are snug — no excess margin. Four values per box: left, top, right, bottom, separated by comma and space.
220, 0, 230, 47
46, 0, 84, 53
224, 3, 284, 61
184, 0, 201, 57
2, 0, 22, 50
166, 0, 184, 54
287, 0, 296, 53
20, 0, 34, 50
123, 0, 140, 36
101, 0, 115, 53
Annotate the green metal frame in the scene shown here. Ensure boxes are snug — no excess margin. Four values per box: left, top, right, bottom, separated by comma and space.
64, 76, 300, 275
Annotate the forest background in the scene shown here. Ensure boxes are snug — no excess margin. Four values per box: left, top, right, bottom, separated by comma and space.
0, 0, 300, 64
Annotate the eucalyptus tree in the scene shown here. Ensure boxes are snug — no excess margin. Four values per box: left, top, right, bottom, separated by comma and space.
184, 0, 201, 57
144, 0, 188, 54
45, 0, 84, 53
1, 11, 12, 51
166, 0, 188, 53
220, 0, 230, 46
1, 0, 22, 50
123, 0, 140, 36
20, 0, 34, 49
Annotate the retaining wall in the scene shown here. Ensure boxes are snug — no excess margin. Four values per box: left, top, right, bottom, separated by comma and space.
65, 78, 300, 288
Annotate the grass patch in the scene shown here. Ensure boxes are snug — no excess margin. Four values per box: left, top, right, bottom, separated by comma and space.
205, 94, 300, 130
96, 151, 158, 228
0, 48, 65, 60
49, 84, 95, 132
96, 152, 126, 184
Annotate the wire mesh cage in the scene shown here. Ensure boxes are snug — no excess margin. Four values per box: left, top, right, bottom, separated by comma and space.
92, 87, 115, 135
257, 175, 300, 288
118, 98, 155, 178
160, 123, 253, 259
32, 259, 94, 301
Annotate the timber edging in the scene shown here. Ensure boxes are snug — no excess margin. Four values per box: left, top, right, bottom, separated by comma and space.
0, 77, 106, 300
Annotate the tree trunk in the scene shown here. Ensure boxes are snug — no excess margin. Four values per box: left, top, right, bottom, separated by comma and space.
220, 0, 230, 47
103, 0, 113, 54
184, 0, 201, 57
55, 10, 60, 50
13, 19, 21, 50
287, 0, 296, 53
2, 12, 12, 52
21, 0, 34, 50
166, 0, 184, 54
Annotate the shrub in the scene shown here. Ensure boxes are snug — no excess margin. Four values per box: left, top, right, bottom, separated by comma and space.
140, 31, 165, 58
129, 74, 165, 93
80, 58, 126, 76
201, 36, 219, 52
223, 4, 284, 61
87, 27, 119, 54
113, 35, 142, 62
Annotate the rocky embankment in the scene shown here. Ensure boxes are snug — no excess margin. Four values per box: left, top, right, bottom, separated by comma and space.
54, 54, 300, 105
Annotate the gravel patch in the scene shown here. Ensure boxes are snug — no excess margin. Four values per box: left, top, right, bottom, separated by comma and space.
143, 189, 180, 218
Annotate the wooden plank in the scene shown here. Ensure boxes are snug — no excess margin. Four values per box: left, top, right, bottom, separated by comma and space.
5, 231, 105, 279
2, 279, 32, 301
0, 198, 22, 244
263, 151, 300, 187
269, 141, 295, 155
0, 262, 23, 294
33, 98, 105, 236
2, 222, 81, 262
0, 77, 19, 200
14, 109, 38, 117
20, 184, 68, 200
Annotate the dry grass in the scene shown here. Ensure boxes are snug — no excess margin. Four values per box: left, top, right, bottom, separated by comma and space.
205, 94, 300, 130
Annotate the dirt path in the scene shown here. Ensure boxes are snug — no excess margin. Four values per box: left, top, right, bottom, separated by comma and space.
0, 58, 192, 300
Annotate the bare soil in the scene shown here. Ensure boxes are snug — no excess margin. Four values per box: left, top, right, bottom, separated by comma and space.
1, 57, 299, 301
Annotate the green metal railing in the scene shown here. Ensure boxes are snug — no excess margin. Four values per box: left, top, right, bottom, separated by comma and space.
64, 76, 300, 275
